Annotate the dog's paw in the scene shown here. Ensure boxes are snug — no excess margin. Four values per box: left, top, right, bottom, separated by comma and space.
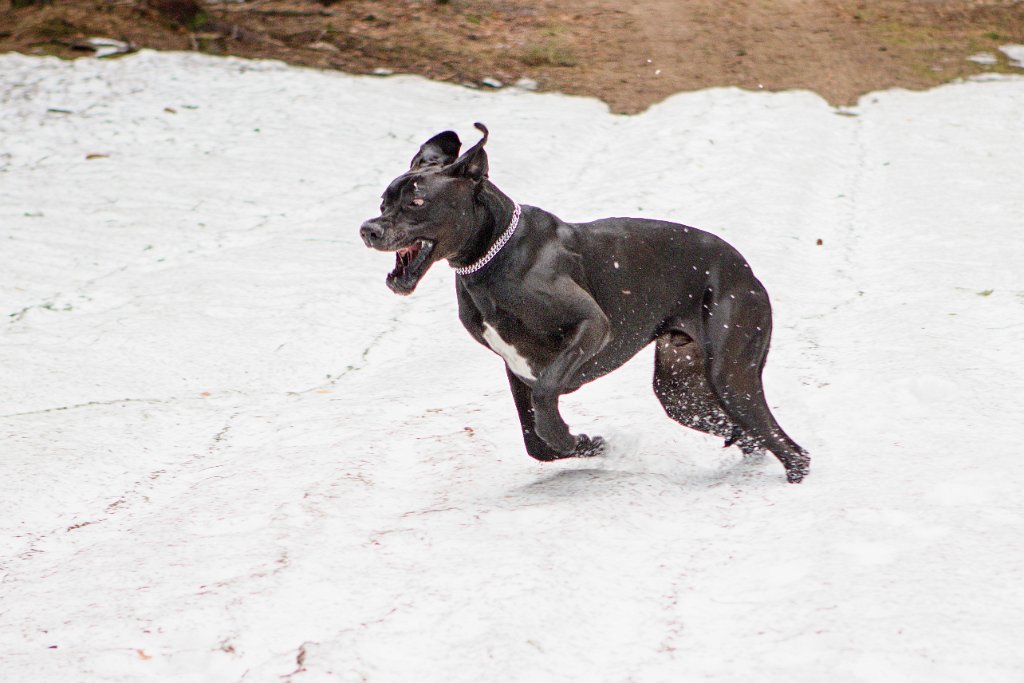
785, 455, 810, 483
573, 434, 605, 458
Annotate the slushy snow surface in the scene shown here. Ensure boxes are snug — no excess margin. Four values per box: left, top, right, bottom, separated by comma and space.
2, 52, 1023, 682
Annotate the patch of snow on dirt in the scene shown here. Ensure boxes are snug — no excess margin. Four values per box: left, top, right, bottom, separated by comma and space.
1000, 44, 1024, 68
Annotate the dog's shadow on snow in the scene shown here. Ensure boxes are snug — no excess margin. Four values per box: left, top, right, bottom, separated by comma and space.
505, 452, 773, 503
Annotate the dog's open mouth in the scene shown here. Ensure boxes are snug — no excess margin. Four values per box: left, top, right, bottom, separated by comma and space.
386, 238, 435, 295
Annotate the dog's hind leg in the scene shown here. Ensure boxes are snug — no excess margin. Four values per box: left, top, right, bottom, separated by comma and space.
700, 288, 810, 483
652, 331, 757, 453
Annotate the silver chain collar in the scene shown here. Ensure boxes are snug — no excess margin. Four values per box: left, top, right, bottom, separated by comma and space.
452, 202, 522, 277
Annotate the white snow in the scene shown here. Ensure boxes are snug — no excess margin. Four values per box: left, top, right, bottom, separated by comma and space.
967, 52, 997, 65
1, 51, 1023, 681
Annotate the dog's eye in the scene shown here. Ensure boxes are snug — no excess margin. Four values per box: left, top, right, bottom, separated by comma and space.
411, 197, 425, 207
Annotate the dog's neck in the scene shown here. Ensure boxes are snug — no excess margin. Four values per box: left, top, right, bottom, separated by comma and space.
447, 181, 518, 271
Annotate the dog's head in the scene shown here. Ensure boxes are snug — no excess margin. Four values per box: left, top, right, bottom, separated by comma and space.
360, 123, 491, 295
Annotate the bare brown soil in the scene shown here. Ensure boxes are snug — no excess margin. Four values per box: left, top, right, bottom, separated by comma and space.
2, 0, 1023, 113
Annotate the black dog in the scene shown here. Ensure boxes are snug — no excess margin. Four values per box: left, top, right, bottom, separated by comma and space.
360, 124, 809, 483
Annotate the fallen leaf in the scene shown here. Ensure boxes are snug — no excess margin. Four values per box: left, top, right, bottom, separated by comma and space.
86, 153, 110, 160
137, 649, 152, 660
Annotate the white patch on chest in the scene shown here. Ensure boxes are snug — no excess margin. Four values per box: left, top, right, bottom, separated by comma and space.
482, 323, 536, 381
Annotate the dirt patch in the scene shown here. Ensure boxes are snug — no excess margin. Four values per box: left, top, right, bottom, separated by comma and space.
2, 0, 1023, 113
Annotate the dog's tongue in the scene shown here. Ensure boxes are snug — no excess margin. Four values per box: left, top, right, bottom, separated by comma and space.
397, 243, 420, 262
394, 242, 421, 279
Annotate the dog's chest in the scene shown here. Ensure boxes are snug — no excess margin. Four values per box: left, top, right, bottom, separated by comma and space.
481, 322, 537, 381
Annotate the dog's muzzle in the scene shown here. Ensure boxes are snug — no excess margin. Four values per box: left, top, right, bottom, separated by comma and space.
359, 217, 437, 295
360, 219, 386, 248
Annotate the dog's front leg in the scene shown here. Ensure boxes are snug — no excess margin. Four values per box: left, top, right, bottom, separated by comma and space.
505, 366, 566, 461
529, 287, 611, 456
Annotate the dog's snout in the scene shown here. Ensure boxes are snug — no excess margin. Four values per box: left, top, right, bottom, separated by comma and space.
360, 220, 384, 246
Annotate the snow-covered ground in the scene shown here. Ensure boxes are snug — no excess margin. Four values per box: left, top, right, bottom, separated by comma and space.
1, 51, 1022, 682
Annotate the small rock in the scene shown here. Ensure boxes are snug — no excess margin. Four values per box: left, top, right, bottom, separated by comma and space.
79, 37, 135, 58
514, 77, 538, 91
308, 41, 340, 53
481, 77, 504, 88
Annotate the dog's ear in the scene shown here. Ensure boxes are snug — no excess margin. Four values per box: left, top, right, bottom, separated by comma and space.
410, 131, 462, 171
445, 122, 489, 182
